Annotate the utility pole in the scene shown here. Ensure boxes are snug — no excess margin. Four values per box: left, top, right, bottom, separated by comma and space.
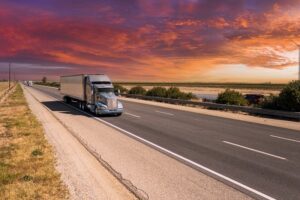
292, 41, 300, 81
8, 63, 11, 89
298, 45, 300, 81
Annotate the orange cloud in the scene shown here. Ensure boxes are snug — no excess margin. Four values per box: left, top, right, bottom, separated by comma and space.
0, 1, 299, 82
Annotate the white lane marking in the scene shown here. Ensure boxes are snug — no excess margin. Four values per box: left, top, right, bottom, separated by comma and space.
124, 112, 141, 118
270, 135, 300, 143
34, 89, 276, 200
223, 141, 287, 161
155, 110, 174, 116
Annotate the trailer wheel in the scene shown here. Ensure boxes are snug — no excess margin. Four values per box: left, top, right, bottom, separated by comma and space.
63, 97, 70, 104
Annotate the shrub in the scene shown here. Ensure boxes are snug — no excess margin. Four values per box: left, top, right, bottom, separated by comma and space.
166, 87, 181, 99
113, 84, 128, 94
216, 89, 248, 106
146, 87, 167, 97
128, 86, 195, 100
128, 86, 146, 95
165, 87, 195, 100
261, 94, 279, 110
262, 80, 300, 111
277, 80, 300, 111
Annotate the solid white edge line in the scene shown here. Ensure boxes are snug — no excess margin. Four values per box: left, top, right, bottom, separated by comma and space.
124, 112, 141, 118
270, 135, 300, 143
155, 110, 174, 116
223, 141, 287, 161
30, 87, 276, 200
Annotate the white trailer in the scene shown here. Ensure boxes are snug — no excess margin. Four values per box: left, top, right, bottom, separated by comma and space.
60, 74, 123, 116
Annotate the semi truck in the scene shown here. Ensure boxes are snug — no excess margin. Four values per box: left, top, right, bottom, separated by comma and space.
60, 74, 123, 116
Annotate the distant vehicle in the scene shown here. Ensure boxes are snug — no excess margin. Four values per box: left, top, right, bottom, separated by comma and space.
28, 81, 33, 87
60, 74, 123, 116
244, 94, 264, 104
23, 81, 33, 87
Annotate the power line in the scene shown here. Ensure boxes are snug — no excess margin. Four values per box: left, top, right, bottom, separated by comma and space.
9, 63, 11, 89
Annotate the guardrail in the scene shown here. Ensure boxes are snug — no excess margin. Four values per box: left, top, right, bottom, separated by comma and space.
121, 94, 300, 121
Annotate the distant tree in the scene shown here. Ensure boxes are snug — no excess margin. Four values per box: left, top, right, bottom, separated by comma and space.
42, 76, 47, 84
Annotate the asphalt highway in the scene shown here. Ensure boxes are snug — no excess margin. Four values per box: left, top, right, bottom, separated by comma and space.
32, 85, 300, 200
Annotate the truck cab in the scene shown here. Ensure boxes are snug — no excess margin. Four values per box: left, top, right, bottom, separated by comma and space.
60, 74, 123, 116
86, 75, 123, 115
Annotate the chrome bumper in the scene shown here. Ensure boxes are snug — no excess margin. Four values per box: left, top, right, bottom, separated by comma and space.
96, 108, 123, 115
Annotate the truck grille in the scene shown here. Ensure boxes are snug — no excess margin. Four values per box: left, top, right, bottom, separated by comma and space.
107, 98, 117, 110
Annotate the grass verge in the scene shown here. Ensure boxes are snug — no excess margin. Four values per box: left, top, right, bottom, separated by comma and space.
0, 84, 68, 199
0, 82, 9, 94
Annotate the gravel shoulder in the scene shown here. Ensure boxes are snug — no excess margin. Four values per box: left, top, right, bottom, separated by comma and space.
23, 85, 137, 200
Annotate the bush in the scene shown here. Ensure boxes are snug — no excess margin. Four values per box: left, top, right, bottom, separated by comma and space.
146, 87, 167, 97
261, 94, 280, 110
262, 80, 300, 111
128, 86, 146, 95
216, 89, 248, 106
166, 87, 181, 99
165, 87, 195, 100
113, 84, 128, 94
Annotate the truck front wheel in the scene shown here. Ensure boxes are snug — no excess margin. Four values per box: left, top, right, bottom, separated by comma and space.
79, 101, 85, 111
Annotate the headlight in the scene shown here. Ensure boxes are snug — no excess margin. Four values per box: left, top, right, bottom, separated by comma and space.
117, 101, 123, 109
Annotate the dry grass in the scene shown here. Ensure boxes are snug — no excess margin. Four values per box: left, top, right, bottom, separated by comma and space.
0, 82, 9, 94
0, 84, 68, 199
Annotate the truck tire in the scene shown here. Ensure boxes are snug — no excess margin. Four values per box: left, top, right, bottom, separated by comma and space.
63, 96, 71, 104
79, 102, 87, 111
79, 102, 83, 110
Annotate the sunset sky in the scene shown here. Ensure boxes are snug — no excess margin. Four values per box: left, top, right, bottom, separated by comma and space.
0, 0, 300, 82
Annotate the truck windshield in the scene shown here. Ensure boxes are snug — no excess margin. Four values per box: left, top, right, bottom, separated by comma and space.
97, 88, 114, 94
